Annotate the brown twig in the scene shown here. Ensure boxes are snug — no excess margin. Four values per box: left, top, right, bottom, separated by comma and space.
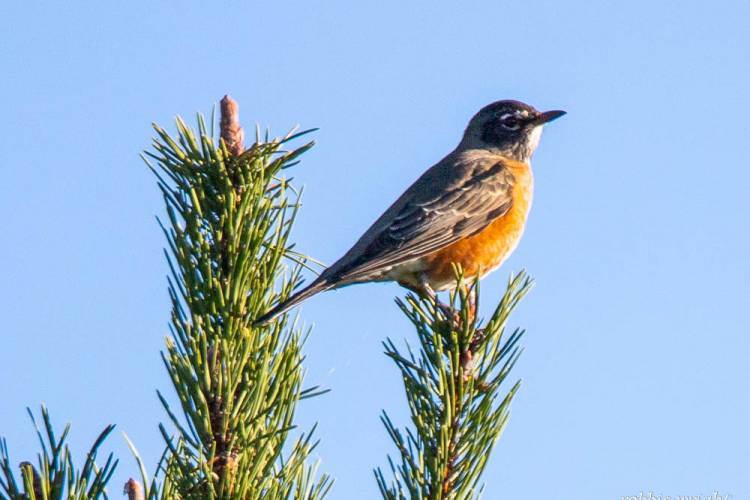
218, 94, 246, 278
206, 342, 238, 482
214, 98, 244, 485
220, 95, 245, 157
124, 478, 145, 500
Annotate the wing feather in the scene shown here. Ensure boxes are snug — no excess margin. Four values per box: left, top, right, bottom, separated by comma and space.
327, 154, 516, 284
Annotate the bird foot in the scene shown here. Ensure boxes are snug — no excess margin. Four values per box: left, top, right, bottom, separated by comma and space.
437, 302, 461, 324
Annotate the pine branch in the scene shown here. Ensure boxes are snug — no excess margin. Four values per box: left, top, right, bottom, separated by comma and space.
143, 96, 331, 499
375, 271, 532, 499
0, 406, 117, 500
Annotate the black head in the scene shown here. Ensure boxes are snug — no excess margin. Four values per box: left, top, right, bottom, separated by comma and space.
461, 100, 565, 161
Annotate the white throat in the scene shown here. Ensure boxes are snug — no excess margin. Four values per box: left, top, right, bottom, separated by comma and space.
528, 125, 544, 153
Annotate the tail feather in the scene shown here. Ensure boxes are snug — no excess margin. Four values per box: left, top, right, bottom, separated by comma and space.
253, 279, 332, 326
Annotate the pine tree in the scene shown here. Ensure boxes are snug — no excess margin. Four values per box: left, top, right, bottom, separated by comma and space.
134, 96, 332, 499
375, 272, 531, 499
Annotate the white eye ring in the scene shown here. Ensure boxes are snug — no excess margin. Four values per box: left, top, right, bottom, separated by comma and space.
500, 113, 521, 130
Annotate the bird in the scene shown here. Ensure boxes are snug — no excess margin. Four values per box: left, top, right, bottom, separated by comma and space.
255, 100, 565, 325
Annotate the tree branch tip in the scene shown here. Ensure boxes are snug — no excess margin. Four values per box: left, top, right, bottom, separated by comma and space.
124, 478, 145, 500
220, 94, 245, 156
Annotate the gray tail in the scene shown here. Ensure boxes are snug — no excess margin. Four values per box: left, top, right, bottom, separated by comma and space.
253, 278, 333, 326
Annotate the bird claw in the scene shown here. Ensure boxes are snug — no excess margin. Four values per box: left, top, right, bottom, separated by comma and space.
437, 302, 461, 323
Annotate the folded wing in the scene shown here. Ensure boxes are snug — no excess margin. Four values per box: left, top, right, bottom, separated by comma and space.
330, 155, 516, 283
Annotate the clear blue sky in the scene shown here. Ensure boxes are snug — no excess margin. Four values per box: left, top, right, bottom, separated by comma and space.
1, 2, 748, 498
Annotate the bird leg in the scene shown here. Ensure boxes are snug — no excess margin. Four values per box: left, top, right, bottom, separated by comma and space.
414, 274, 437, 302
459, 285, 490, 383
403, 276, 485, 383
448, 282, 478, 326
415, 275, 461, 321
400, 276, 456, 321
463, 283, 477, 323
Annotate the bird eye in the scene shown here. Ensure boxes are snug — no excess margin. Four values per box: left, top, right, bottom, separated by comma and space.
501, 116, 520, 130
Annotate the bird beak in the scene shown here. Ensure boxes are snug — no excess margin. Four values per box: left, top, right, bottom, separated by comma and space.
533, 110, 566, 124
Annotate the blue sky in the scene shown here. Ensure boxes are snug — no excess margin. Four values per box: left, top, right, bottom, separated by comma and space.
1, 1, 748, 498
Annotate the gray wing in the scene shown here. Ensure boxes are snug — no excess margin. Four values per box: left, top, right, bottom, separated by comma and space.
326, 154, 516, 284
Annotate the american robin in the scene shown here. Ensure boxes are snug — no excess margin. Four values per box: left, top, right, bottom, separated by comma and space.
255, 100, 564, 324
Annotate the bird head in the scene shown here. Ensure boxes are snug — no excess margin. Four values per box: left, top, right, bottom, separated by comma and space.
460, 100, 565, 162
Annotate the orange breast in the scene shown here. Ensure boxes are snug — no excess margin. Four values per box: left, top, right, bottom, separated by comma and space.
419, 161, 533, 289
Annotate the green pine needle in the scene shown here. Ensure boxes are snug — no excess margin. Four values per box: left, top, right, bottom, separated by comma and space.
376, 271, 533, 499
143, 110, 331, 499
0, 405, 117, 500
